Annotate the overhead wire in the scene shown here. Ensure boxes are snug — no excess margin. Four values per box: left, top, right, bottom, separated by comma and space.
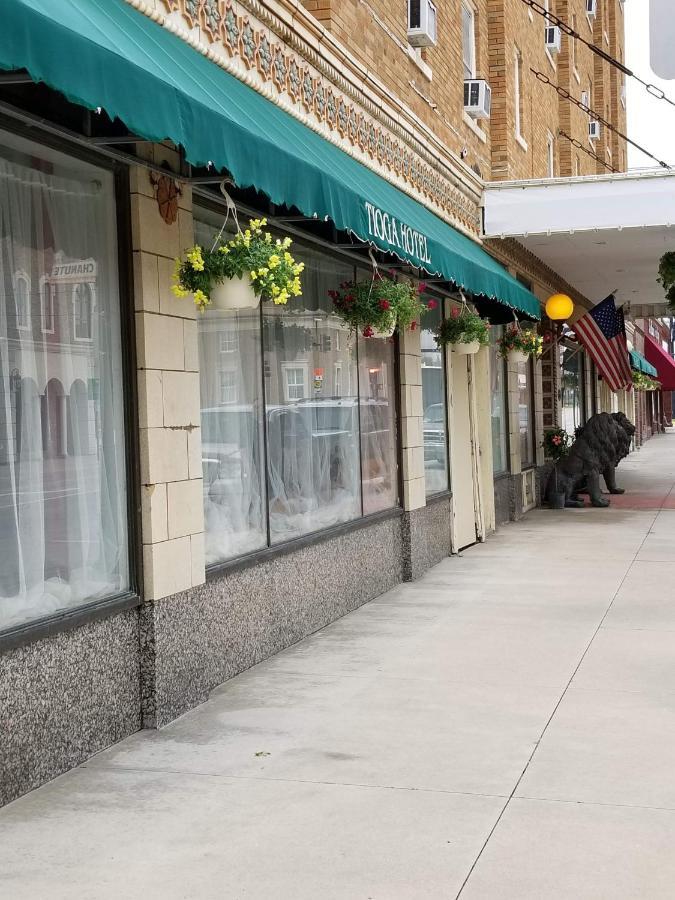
531, 69, 671, 170
557, 129, 616, 173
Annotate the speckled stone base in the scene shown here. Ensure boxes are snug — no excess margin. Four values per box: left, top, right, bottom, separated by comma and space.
401, 498, 451, 582
140, 515, 405, 728
493, 475, 512, 525
0, 610, 141, 807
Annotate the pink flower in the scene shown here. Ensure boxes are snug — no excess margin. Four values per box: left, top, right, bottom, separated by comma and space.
426, 299, 438, 310
418, 282, 428, 294
379, 299, 390, 310
552, 435, 562, 445
363, 325, 374, 338
451, 307, 460, 319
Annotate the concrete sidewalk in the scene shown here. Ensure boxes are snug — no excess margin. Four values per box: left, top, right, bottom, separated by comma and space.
3, 433, 675, 899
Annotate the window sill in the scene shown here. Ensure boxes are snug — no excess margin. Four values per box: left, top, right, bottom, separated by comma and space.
462, 111, 487, 143
206, 506, 404, 580
408, 46, 433, 81
425, 489, 452, 506
0, 590, 141, 653
493, 470, 510, 481
515, 133, 529, 152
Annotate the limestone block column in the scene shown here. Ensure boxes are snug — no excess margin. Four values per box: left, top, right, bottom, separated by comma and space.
398, 325, 425, 510
130, 160, 205, 601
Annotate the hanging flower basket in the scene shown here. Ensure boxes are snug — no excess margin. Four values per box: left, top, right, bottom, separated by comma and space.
434, 305, 490, 355
498, 325, 543, 363
328, 275, 436, 338
632, 370, 661, 391
210, 274, 259, 311
172, 217, 305, 312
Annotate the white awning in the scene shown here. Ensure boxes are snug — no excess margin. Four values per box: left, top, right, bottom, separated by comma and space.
483, 170, 675, 317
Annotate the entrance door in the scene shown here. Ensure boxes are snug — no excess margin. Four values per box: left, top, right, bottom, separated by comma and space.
450, 355, 478, 549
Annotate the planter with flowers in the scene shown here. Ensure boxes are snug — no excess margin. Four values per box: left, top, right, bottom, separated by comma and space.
632, 370, 660, 391
172, 217, 304, 312
434, 305, 490, 355
543, 427, 571, 509
498, 325, 543, 364
328, 275, 436, 338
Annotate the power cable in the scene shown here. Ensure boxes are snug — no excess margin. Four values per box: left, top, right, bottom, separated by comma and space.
521, 0, 675, 110
531, 68, 671, 170
558, 129, 617, 173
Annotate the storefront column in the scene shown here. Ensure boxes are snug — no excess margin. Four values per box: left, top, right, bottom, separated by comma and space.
130, 158, 206, 603
473, 345, 496, 534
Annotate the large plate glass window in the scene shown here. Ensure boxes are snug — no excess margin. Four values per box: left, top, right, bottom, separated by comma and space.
196, 213, 398, 566
421, 300, 449, 494
489, 325, 509, 474
264, 249, 360, 542
0, 131, 129, 631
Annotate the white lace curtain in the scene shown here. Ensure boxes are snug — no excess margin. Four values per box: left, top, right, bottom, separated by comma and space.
0, 139, 128, 629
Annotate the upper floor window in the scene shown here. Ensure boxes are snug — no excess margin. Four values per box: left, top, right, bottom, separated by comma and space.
40, 278, 55, 334
514, 48, 524, 141
547, 131, 555, 177
13, 271, 31, 332
462, 3, 476, 79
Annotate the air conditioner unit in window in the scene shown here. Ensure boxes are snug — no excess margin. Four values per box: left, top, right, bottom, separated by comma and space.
545, 26, 562, 54
589, 120, 601, 140
464, 79, 492, 119
408, 0, 437, 47
586, 0, 597, 18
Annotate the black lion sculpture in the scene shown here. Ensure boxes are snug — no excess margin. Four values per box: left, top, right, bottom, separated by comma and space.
545, 412, 635, 508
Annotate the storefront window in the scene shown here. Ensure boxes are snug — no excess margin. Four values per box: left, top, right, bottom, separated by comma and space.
196, 214, 398, 564
518, 360, 535, 468
490, 325, 508, 474
0, 132, 128, 630
264, 250, 361, 542
560, 343, 585, 434
421, 302, 449, 494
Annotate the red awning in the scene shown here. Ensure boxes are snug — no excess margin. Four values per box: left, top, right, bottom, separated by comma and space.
644, 334, 675, 390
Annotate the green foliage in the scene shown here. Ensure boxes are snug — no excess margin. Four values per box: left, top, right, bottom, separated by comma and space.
658, 251, 675, 309
632, 370, 660, 391
172, 217, 304, 311
434, 305, 491, 347
329, 276, 435, 337
497, 325, 543, 359
542, 427, 571, 461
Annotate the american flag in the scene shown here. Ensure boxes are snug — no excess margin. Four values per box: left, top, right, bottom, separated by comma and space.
572, 295, 632, 392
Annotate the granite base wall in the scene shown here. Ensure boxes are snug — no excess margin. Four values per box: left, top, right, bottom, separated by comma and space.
0, 609, 141, 807
140, 514, 405, 727
402, 497, 452, 581
493, 475, 511, 525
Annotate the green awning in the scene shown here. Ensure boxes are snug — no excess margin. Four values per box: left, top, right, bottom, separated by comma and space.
629, 349, 658, 378
1, 0, 540, 319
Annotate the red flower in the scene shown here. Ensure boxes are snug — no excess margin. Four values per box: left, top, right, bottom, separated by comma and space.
451, 307, 460, 319
328, 290, 338, 300
379, 299, 390, 310
418, 282, 428, 294
345, 294, 354, 303
426, 299, 438, 310
363, 325, 374, 338
410, 321, 417, 330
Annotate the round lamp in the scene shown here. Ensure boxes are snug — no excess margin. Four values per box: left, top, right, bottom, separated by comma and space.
545, 293, 574, 321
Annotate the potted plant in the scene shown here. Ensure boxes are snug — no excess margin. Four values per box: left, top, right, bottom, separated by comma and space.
434, 305, 490, 355
172, 217, 305, 312
543, 427, 571, 509
328, 275, 435, 338
498, 325, 543, 364
632, 370, 660, 391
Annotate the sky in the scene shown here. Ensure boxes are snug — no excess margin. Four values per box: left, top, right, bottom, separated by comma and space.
625, 1, 675, 169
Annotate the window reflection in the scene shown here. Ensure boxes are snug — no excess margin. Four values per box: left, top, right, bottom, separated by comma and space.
490, 325, 508, 474
560, 343, 585, 435
518, 360, 535, 468
421, 303, 449, 494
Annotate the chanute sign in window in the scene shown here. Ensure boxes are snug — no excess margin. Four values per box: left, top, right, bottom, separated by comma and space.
2, 0, 540, 320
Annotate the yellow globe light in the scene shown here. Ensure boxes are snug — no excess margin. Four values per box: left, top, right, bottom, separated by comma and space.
545, 293, 574, 321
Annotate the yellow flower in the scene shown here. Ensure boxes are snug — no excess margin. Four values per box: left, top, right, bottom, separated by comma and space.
271, 284, 280, 296
250, 270, 257, 280
218, 246, 229, 254
193, 289, 209, 309
268, 254, 280, 269
186, 246, 205, 272
282, 237, 292, 249
265, 233, 272, 244
258, 266, 269, 276
283, 252, 293, 264
171, 283, 189, 298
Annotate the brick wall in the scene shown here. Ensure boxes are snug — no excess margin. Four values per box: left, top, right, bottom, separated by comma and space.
301, 0, 627, 180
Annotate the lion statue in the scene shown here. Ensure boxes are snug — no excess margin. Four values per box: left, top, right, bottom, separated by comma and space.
545, 412, 635, 508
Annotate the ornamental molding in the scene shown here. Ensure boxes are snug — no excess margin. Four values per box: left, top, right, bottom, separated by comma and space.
125, 0, 482, 237
484, 238, 591, 311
